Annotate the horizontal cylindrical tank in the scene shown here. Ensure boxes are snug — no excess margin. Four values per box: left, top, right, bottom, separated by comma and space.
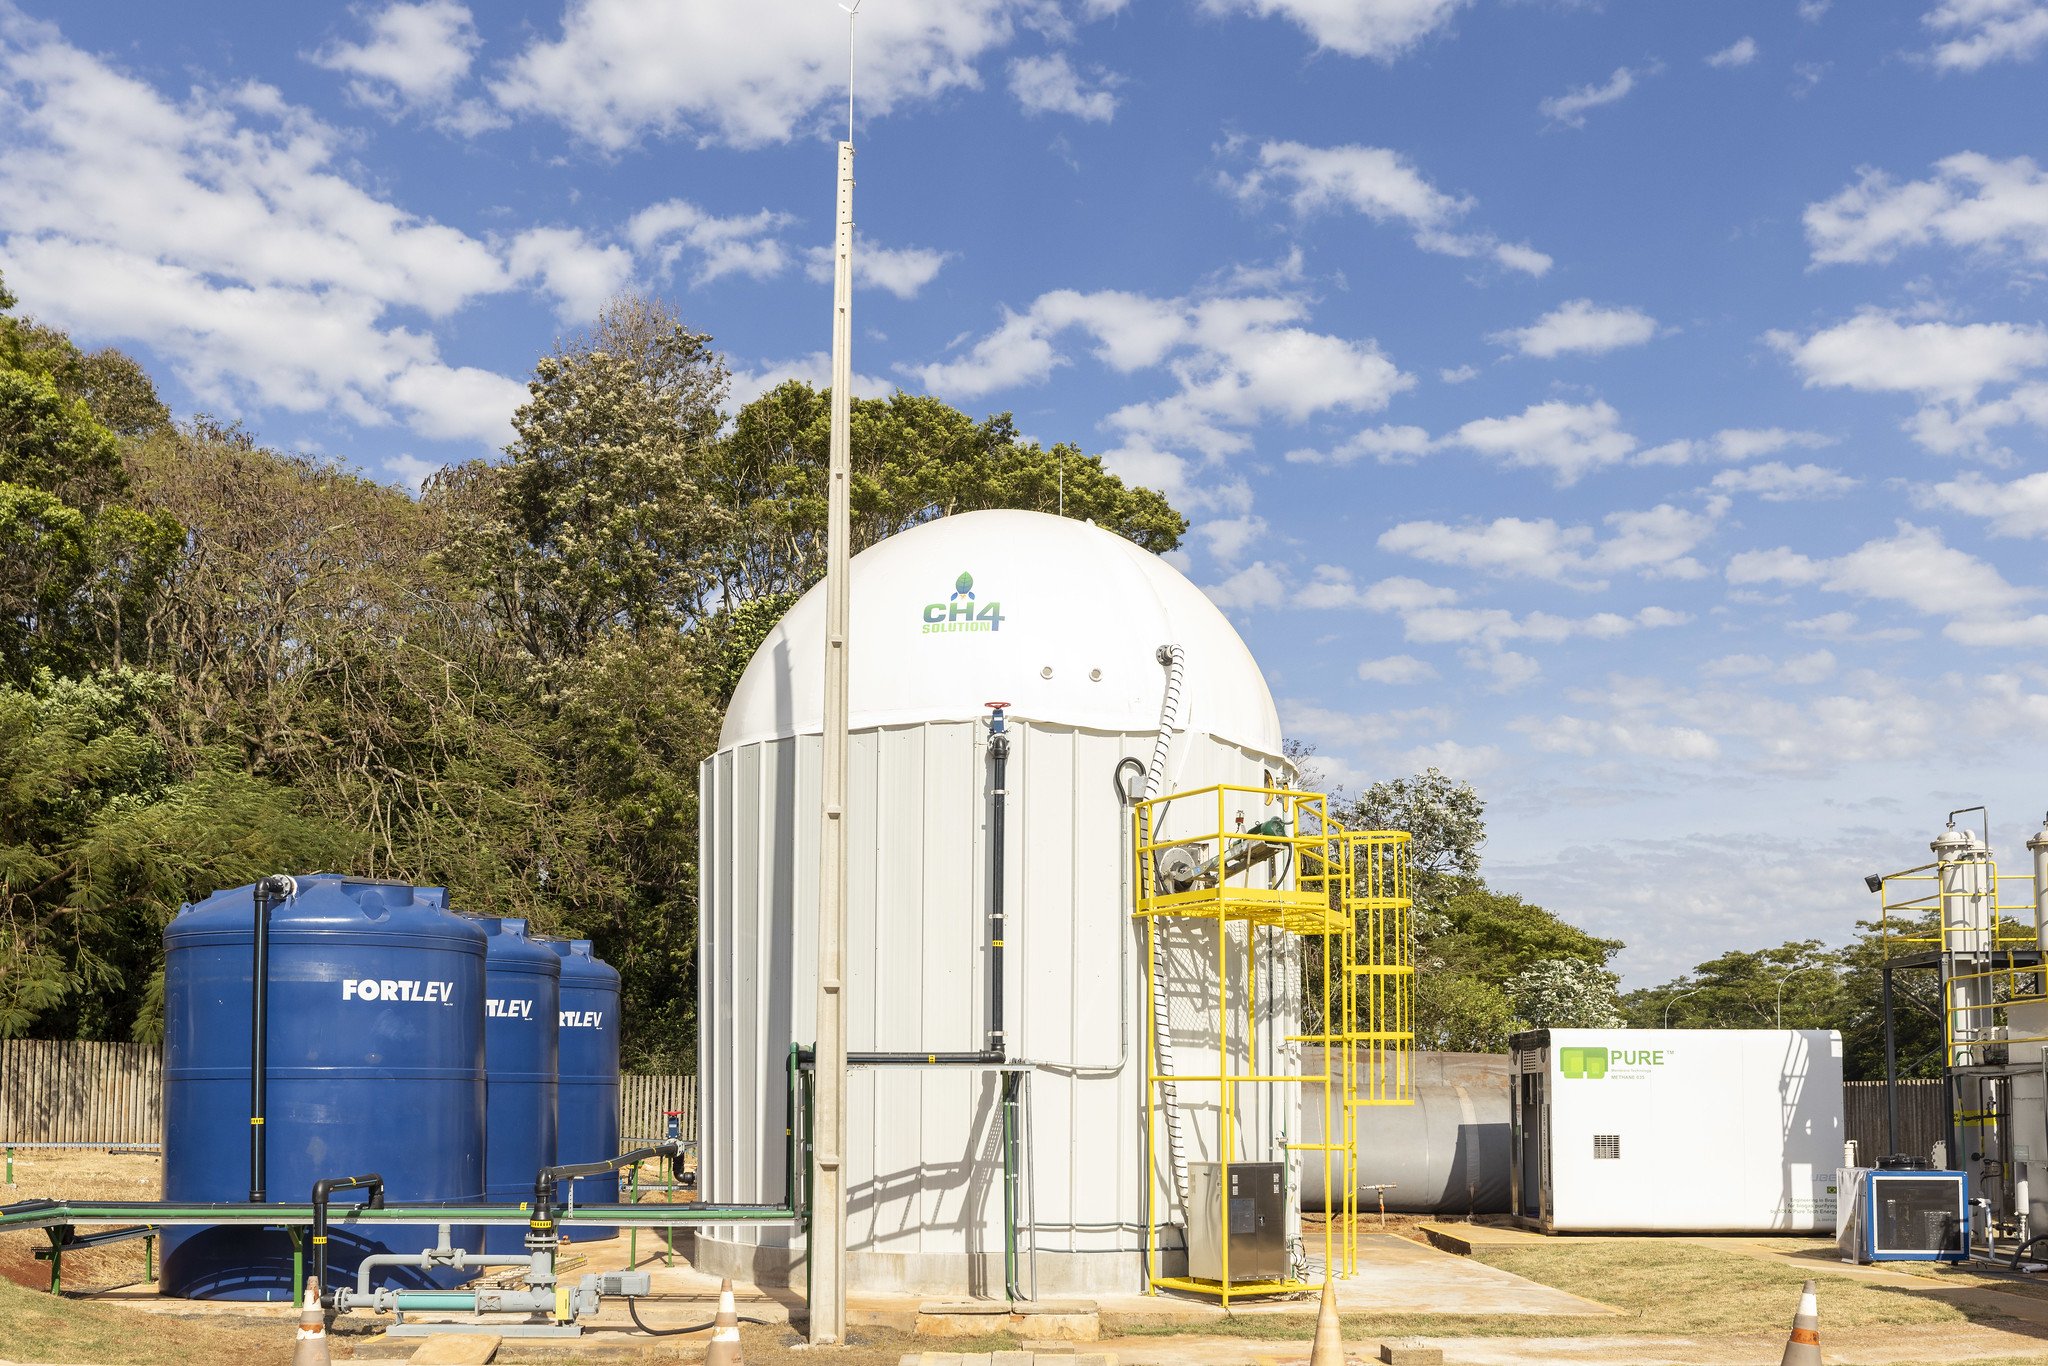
1298, 1050, 1511, 1216
473, 916, 560, 1254
544, 937, 621, 1238
160, 876, 486, 1299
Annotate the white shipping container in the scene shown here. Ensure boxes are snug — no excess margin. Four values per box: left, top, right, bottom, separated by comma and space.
1510, 1028, 1843, 1233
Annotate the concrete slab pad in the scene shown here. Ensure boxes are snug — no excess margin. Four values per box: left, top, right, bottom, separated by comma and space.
406, 1335, 500, 1364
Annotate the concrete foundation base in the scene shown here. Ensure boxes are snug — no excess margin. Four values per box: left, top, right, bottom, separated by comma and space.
692, 1231, 1151, 1297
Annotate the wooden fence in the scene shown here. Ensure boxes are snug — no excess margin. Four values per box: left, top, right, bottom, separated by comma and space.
0, 1040, 163, 1147
0, 1040, 695, 1146
619, 1075, 698, 1143
1844, 1078, 1947, 1163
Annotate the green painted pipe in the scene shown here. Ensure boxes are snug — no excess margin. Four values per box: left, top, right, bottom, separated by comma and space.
392, 1292, 477, 1311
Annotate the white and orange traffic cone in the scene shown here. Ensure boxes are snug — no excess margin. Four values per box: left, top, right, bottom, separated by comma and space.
706, 1275, 745, 1365
1308, 1273, 1344, 1366
292, 1278, 329, 1366
1780, 1278, 1823, 1366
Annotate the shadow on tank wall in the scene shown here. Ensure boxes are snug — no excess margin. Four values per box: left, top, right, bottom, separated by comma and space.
1299, 1050, 1511, 1216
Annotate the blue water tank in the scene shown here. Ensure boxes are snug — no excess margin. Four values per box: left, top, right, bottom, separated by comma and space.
160, 876, 487, 1299
544, 938, 621, 1237
473, 916, 559, 1253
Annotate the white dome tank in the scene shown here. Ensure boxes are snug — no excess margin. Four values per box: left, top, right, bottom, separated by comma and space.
697, 509, 1299, 1295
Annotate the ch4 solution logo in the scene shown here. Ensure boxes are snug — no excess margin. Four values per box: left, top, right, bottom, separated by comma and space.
1559, 1044, 1668, 1079
922, 571, 1005, 635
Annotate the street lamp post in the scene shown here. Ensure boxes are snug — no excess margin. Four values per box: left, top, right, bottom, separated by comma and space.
1664, 987, 1702, 1029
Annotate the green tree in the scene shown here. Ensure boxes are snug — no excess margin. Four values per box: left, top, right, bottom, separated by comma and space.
461, 296, 735, 662
712, 380, 1185, 604
1509, 957, 1624, 1029
0, 667, 350, 1040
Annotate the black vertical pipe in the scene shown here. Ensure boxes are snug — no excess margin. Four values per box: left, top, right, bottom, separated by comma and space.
1882, 963, 1900, 1158
250, 881, 274, 1203
987, 705, 1010, 1060
250, 873, 295, 1203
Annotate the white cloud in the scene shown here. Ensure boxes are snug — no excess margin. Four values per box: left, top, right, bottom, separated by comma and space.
909, 285, 1411, 470
309, 0, 497, 131
1295, 567, 1459, 611
1539, 66, 1643, 128
1008, 51, 1119, 121
1632, 426, 1835, 466
1768, 311, 2048, 402
0, 13, 539, 446
1465, 648, 1543, 692
506, 227, 635, 322
1705, 36, 1759, 68
1490, 299, 1659, 358
1200, 0, 1473, 60
1227, 140, 1550, 276
1445, 399, 1638, 484
493, 0, 1014, 149
1807, 154, 2048, 268
1284, 423, 1433, 465
1203, 560, 1289, 611
1440, 363, 1479, 384
724, 351, 894, 410
1198, 514, 1269, 565
1396, 603, 1688, 649
1379, 503, 1719, 588
626, 199, 795, 285
1357, 654, 1439, 684
1708, 462, 1859, 501
1917, 469, 2048, 537
1769, 311, 2048, 458
380, 451, 444, 494
1514, 714, 1721, 762
1924, 0, 2048, 71
1800, 0, 1832, 20
1729, 523, 2038, 642
1787, 611, 1922, 644
803, 234, 952, 299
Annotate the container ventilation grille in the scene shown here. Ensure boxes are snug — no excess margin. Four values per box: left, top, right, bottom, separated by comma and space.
1593, 1134, 1621, 1160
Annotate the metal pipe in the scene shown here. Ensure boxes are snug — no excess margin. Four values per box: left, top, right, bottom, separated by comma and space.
2029, 814, 2048, 953
249, 873, 296, 1202
1883, 963, 1900, 1156
311, 1172, 383, 1303
987, 704, 1010, 1060
1001, 1072, 1020, 1300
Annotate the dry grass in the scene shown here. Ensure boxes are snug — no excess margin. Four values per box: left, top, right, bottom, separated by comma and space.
0, 1272, 301, 1365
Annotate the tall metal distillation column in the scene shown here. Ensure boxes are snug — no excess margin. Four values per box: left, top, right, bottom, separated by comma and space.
810, 132, 855, 1345
1934, 822, 1995, 1204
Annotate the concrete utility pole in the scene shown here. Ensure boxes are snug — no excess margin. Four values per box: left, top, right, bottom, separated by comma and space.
810, 121, 857, 1358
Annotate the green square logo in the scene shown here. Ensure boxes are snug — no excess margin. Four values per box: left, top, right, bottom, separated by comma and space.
1560, 1046, 1609, 1079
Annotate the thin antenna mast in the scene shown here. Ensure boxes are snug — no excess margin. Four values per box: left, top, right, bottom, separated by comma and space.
812, 0, 861, 1348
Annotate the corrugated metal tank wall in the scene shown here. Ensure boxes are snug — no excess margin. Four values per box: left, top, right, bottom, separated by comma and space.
696, 720, 1292, 1294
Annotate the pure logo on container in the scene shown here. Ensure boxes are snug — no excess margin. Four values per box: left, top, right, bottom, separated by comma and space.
561, 1009, 604, 1028
922, 571, 1004, 634
342, 978, 455, 1003
486, 998, 535, 1019
1559, 1044, 1668, 1079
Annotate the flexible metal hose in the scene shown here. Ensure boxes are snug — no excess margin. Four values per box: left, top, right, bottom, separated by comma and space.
1144, 645, 1192, 1225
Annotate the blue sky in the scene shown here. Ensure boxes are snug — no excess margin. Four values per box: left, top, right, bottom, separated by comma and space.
4, 0, 2047, 984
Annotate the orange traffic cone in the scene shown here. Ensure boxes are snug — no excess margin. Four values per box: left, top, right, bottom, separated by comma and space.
706, 1276, 745, 1365
1780, 1278, 1823, 1365
1308, 1274, 1344, 1366
291, 1278, 329, 1366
